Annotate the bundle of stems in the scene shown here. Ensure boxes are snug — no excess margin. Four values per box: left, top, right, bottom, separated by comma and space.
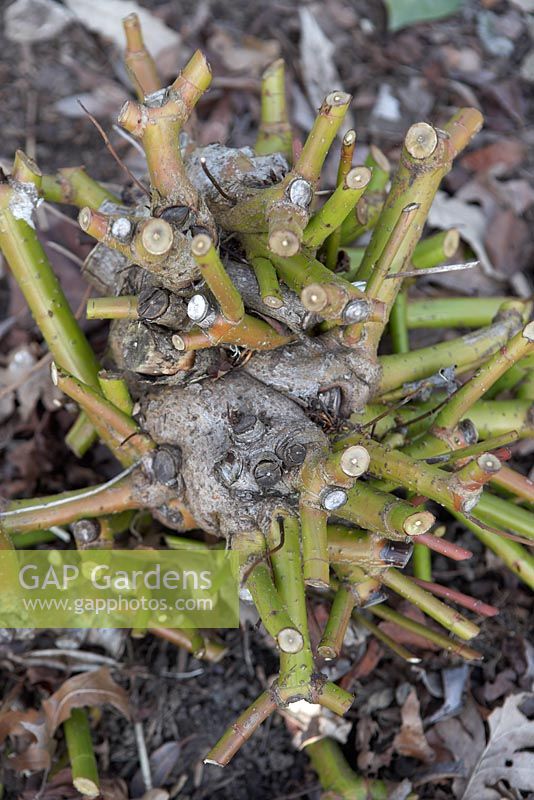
0, 11, 532, 785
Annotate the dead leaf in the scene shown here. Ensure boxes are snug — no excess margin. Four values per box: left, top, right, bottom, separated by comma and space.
393, 688, 435, 763
339, 638, 384, 691
427, 190, 497, 277
299, 8, 354, 128
493, 178, 534, 216
64, 0, 180, 58
482, 668, 517, 703
460, 139, 526, 176
356, 714, 394, 772
484, 208, 530, 275
0, 345, 60, 423
433, 696, 487, 796
42, 666, 131, 732
426, 665, 469, 725
208, 29, 279, 75
5, 0, 73, 43
462, 693, 534, 800
130, 741, 181, 797
0, 708, 54, 771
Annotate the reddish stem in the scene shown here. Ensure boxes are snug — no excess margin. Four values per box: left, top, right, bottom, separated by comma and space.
411, 578, 499, 617
415, 533, 473, 561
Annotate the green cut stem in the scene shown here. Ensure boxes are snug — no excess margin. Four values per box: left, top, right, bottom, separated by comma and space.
63, 708, 99, 798
53, 368, 154, 467
191, 234, 244, 322
123, 12, 161, 100
406, 296, 512, 329
65, 414, 98, 458
335, 433, 482, 514
179, 312, 293, 351
518, 369, 534, 400
390, 290, 409, 354
0, 471, 141, 535
346, 202, 420, 349
367, 604, 482, 660
270, 513, 315, 692
119, 50, 211, 209
318, 584, 356, 660
86, 296, 139, 320
411, 229, 459, 269
204, 689, 277, 767
97, 370, 134, 415
41, 167, 119, 209
381, 568, 479, 640
0, 184, 101, 389
299, 446, 366, 588
332, 562, 383, 605
305, 737, 388, 800
452, 512, 534, 590
250, 256, 284, 309
316, 681, 354, 716
303, 166, 371, 249
246, 235, 362, 302
354, 612, 420, 663
324, 129, 357, 269
150, 627, 228, 663
363, 202, 420, 300
295, 92, 352, 183
413, 543, 432, 581
327, 527, 393, 572
486, 355, 534, 398
255, 59, 292, 161
490, 465, 534, 504
355, 109, 482, 283
364, 145, 391, 193
339, 191, 384, 247
473, 492, 534, 541
245, 562, 304, 654
299, 451, 331, 589
434, 322, 534, 432
12, 529, 59, 547
378, 312, 523, 394
336, 482, 435, 541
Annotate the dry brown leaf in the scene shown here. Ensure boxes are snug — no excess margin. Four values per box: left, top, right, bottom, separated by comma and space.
393, 688, 435, 764
0, 708, 54, 771
356, 714, 393, 772
462, 693, 534, 800
460, 139, 526, 175
64, 0, 180, 58
433, 696, 486, 796
484, 207, 530, 275
42, 666, 131, 732
427, 190, 496, 277
208, 28, 280, 75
